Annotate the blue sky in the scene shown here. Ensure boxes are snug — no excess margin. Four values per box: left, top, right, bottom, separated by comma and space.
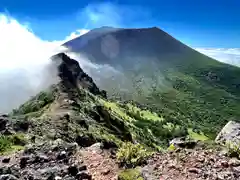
0, 0, 239, 48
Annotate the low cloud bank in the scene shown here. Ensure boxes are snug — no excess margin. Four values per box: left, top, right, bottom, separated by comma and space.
195, 48, 240, 67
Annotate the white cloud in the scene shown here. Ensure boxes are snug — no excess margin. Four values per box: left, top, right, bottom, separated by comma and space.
195, 48, 240, 67
65, 29, 89, 41
0, 13, 89, 113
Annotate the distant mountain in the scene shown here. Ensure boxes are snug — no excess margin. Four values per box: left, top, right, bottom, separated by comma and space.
63, 27, 199, 68
63, 27, 240, 137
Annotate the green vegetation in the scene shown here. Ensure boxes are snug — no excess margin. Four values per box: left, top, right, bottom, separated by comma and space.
118, 168, 144, 180
116, 142, 153, 168
0, 134, 26, 154
131, 59, 240, 140
226, 141, 240, 158
11, 89, 55, 115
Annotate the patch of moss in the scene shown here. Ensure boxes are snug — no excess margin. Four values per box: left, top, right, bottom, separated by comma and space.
118, 168, 144, 180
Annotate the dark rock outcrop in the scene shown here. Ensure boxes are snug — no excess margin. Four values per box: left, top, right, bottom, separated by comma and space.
51, 53, 106, 98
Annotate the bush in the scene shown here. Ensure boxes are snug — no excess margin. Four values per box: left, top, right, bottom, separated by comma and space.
226, 141, 240, 158
116, 142, 153, 168
0, 136, 12, 152
0, 134, 27, 153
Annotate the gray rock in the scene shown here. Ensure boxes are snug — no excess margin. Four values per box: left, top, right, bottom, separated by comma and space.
88, 143, 103, 153
169, 137, 197, 148
57, 151, 67, 160
216, 121, 240, 145
0, 174, 18, 180
141, 166, 158, 180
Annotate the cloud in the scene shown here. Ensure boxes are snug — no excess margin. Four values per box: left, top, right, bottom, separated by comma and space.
0, 13, 92, 113
195, 48, 240, 67
65, 29, 89, 41
0, 14, 65, 113
77, 2, 153, 29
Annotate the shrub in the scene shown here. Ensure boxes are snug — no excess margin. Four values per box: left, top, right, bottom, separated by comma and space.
0, 136, 12, 152
12, 91, 54, 115
0, 134, 27, 153
116, 142, 153, 168
226, 141, 240, 158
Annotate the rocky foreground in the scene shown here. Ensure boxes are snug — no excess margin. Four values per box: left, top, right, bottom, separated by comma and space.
1, 53, 240, 180
1, 131, 240, 180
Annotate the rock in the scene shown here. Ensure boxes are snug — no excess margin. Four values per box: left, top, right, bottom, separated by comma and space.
0, 116, 8, 131
55, 176, 62, 180
51, 139, 65, 151
169, 137, 197, 148
88, 143, 103, 153
34, 154, 49, 163
101, 169, 110, 175
78, 165, 87, 171
13, 120, 30, 132
221, 160, 229, 168
2, 157, 10, 163
57, 151, 67, 160
75, 172, 92, 180
66, 142, 78, 152
20, 156, 30, 169
75, 135, 96, 147
215, 121, 240, 145
67, 165, 78, 176
229, 158, 240, 166
188, 168, 201, 174
0, 174, 18, 180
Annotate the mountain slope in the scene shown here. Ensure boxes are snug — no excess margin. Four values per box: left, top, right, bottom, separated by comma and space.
63, 27, 240, 138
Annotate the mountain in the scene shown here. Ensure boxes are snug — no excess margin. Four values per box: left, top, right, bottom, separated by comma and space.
1, 52, 240, 180
63, 27, 240, 138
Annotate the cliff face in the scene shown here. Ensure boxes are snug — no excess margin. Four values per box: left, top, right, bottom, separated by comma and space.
51, 53, 106, 98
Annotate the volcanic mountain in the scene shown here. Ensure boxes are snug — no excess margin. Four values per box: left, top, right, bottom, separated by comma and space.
63, 26, 240, 137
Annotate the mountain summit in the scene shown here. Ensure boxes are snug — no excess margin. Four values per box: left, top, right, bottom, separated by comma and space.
62, 27, 197, 68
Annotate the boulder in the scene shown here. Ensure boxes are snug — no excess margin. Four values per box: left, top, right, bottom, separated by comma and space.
215, 121, 240, 145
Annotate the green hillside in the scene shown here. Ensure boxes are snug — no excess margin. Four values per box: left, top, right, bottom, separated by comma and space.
62, 27, 240, 139
127, 53, 240, 139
